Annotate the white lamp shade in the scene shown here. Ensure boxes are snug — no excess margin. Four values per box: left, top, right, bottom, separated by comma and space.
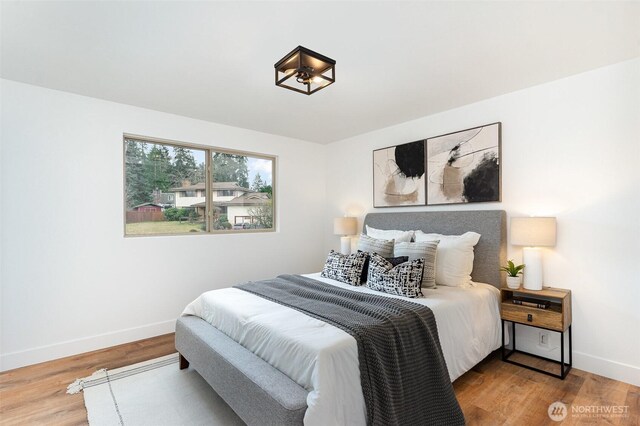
334, 217, 357, 236
510, 217, 557, 247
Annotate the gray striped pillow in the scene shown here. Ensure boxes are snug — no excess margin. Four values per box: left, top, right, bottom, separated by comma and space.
357, 234, 394, 258
394, 240, 439, 288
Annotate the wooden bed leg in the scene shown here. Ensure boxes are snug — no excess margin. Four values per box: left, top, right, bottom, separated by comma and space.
179, 353, 190, 370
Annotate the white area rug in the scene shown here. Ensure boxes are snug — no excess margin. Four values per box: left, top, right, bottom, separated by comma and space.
67, 353, 245, 426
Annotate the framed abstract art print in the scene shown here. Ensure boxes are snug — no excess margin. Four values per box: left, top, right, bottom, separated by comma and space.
426, 122, 501, 206
373, 140, 426, 207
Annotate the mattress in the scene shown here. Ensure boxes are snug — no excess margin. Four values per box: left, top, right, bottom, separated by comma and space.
181, 273, 501, 426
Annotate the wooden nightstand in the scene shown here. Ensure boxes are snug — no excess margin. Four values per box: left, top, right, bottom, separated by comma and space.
500, 286, 572, 379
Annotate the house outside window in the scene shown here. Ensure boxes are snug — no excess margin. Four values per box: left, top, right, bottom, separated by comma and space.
124, 135, 275, 236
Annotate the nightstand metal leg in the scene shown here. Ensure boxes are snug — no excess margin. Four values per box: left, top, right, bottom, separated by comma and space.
501, 319, 505, 360
563, 325, 573, 379
501, 319, 516, 360
561, 329, 565, 378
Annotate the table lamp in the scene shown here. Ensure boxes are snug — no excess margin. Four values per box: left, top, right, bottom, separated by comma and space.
510, 217, 557, 290
334, 217, 357, 255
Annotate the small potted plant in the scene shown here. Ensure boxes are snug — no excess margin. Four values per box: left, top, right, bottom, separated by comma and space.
501, 260, 525, 289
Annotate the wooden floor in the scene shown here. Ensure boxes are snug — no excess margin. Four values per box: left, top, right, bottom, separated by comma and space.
0, 334, 176, 425
1, 334, 638, 425
454, 353, 639, 425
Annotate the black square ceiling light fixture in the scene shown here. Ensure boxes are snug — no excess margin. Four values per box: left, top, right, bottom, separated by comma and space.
274, 46, 336, 95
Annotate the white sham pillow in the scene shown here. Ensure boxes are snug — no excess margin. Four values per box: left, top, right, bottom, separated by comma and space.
413, 231, 481, 287
365, 225, 414, 243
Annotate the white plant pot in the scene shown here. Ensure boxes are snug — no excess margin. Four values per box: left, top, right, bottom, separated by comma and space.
506, 276, 522, 289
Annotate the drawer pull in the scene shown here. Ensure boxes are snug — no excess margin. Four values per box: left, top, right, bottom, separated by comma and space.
527, 314, 533, 322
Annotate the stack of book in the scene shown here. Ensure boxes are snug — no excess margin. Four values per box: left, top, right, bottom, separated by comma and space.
512, 297, 550, 309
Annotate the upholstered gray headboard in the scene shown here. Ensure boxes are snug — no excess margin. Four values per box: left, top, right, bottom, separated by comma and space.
363, 210, 506, 288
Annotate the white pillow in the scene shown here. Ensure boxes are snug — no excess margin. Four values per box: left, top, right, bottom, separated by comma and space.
366, 225, 414, 243
413, 231, 481, 287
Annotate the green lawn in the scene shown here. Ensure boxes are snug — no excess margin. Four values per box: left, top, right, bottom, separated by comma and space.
126, 221, 205, 235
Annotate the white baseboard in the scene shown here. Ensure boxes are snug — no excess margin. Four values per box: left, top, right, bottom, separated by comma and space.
509, 325, 640, 386
0, 319, 176, 372
573, 351, 640, 387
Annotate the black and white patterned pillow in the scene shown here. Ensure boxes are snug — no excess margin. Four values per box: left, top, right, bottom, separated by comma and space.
321, 250, 369, 286
357, 234, 394, 258
358, 251, 409, 283
367, 253, 424, 298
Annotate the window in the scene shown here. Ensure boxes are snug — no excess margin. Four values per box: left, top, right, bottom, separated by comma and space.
235, 216, 252, 224
211, 150, 275, 232
124, 135, 275, 236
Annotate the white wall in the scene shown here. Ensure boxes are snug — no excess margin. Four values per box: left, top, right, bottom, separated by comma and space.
2, 59, 639, 387
325, 59, 640, 386
0, 80, 327, 370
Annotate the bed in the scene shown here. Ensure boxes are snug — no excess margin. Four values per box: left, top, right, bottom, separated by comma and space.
176, 210, 506, 426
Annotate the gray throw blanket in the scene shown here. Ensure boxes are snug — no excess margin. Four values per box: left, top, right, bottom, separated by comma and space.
235, 274, 465, 426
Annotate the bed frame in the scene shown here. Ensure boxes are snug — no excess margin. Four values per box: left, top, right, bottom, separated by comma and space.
175, 210, 506, 425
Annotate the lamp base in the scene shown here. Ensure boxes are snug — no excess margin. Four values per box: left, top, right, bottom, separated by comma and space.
522, 247, 543, 290
340, 236, 351, 255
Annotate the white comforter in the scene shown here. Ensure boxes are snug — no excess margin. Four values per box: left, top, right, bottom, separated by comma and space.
182, 273, 501, 426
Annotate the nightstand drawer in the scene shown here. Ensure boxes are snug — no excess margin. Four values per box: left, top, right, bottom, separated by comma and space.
501, 303, 564, 331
